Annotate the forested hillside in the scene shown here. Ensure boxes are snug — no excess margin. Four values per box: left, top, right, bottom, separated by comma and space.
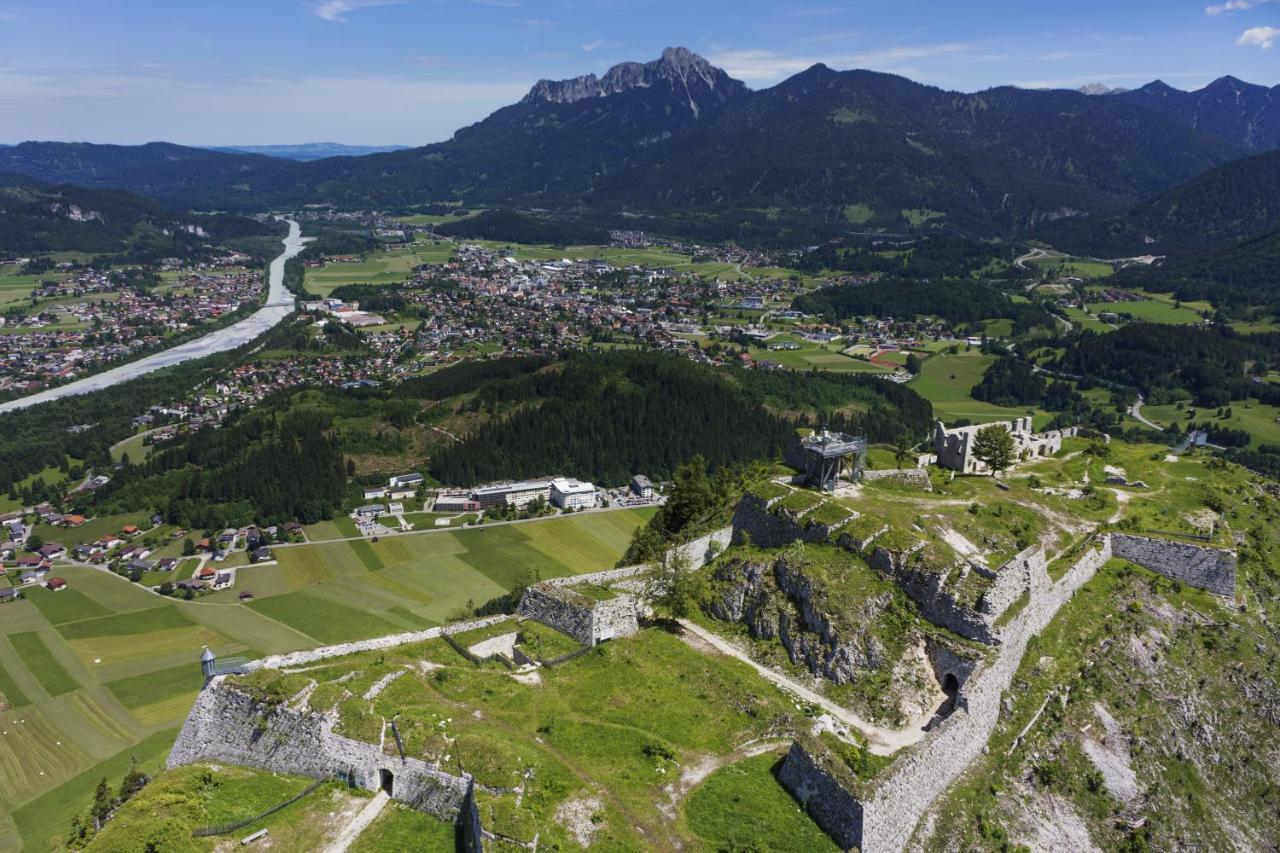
98, 405, 349, 528
422, 352, 933, 486
0, 175, 280, 257
795, 279, 1053, 332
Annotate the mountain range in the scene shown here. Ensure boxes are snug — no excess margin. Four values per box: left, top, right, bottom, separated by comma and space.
0, 49, 1276, 243
207, 143, 411, 161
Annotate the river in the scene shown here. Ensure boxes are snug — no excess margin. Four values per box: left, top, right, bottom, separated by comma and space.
0, 218, 308, 415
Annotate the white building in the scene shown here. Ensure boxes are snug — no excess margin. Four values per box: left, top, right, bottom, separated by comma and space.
388, 473, 424, 489
551, 477, 597, 511
473, 479, 552, 510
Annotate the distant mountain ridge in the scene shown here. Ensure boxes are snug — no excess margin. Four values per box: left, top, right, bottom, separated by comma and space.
0, 49, 1274, 241
521, 46, 747, 117
1107, 76, 1280, 151
207, 143, 410, 161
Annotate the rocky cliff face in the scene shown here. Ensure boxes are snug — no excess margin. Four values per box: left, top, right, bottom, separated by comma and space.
521, 47, 747, 117
708, 556, 886, 685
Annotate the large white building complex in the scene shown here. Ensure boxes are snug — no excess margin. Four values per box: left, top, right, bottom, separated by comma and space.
550, 477, 598, 510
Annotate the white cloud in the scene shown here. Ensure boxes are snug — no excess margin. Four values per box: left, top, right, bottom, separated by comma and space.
311, 0, 401, 23
581, 40, 605, 52
707, 43, 973, 82
1205, 0, 1273, 15
1237, 25, 1280, 47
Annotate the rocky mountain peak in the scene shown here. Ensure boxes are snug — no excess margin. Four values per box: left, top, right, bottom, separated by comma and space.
1078, 83, 1128, 96
520, 47, 746, 116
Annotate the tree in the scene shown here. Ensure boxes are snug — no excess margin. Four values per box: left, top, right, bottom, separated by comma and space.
905, 353, 923, 375
645, 550, 705, 620
181, 537, 195, 557
118, 755, 148, 802
972, 424, 1015, 474
91, 776, 114, 824
894, 434, 914, 470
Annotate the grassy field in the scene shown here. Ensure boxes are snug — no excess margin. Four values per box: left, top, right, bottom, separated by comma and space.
0, 507, 653, 849
683, 752, 840, 851
1028, 255, 1114, 279
223, 623, 816, 849
1142, 399, 1280, 448
303, 243, 457, 297
910, 349, 1048, 427
1084, 299, 1204, 325
236, 508, 655, 638
747, 336, 894, 374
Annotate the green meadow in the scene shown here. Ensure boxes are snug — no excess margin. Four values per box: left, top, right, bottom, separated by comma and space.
909, 349, 1049, 427
303, 242, 458, 296
0, 508, 651, 850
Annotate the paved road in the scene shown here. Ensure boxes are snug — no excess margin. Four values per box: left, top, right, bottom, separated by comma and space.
676, 619, 941, 755
0, 218, 308, 414
1129, 394, 1163, 430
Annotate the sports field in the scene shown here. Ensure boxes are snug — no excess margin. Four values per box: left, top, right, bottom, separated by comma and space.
747, 336, 893, 373
0, 507, 652, 850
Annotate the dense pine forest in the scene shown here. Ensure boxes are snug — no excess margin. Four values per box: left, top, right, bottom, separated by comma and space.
1051, 324, 1280, 406
98, 406, 349, 528
794, 278, 1053, 331
424, 352, 934, 486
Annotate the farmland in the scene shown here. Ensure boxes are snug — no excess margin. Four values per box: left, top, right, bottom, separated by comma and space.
0, 507, 651, 850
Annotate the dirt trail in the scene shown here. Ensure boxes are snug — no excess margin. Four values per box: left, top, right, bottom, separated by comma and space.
325, 789, 389, 853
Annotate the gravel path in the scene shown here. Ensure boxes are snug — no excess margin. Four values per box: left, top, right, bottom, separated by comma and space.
325, 790, 389, 853
676, 619, 940, 754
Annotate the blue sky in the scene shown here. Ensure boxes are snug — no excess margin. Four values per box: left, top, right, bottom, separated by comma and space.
0, 0, 1276, 146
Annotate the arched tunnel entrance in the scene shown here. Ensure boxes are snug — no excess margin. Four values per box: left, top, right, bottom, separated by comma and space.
924, 673, 961, 732
941, 673, 959, 712
379, 769, 394, 796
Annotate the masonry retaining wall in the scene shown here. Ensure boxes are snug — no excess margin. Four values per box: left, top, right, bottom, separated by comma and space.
168, 682, 471, 820
779, 539, 1113, 852
776, 739, 864, 849
1111, 534, 1236, 597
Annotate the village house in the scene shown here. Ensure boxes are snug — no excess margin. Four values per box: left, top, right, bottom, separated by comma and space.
46, 577, 67, 592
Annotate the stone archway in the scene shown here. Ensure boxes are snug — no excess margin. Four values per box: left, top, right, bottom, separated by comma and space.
379, 768, 394, 796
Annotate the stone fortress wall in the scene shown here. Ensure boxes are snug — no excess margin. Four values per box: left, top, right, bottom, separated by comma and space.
168, 681, 474, 819
780, 530, 1238, 852
1111, 533, 1237, 597
933, 417, 1078, 474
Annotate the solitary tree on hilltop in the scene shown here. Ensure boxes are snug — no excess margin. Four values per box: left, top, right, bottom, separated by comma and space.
973, 424, 1015, 474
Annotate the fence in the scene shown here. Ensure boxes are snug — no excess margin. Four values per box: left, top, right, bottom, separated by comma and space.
191, 776, 329, 837
539, 644, 593, 668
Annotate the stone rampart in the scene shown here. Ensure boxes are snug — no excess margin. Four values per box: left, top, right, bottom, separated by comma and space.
167, 681, 471, 820
731, 494, 841, 549
861, 468, 933, 490
1111, 534, 1236, 597
777, 739, 864, 849
248, 615, 511, 671
779, 538, 1113, 853
978, 546, 1050, 619
517, 585, 596, 645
